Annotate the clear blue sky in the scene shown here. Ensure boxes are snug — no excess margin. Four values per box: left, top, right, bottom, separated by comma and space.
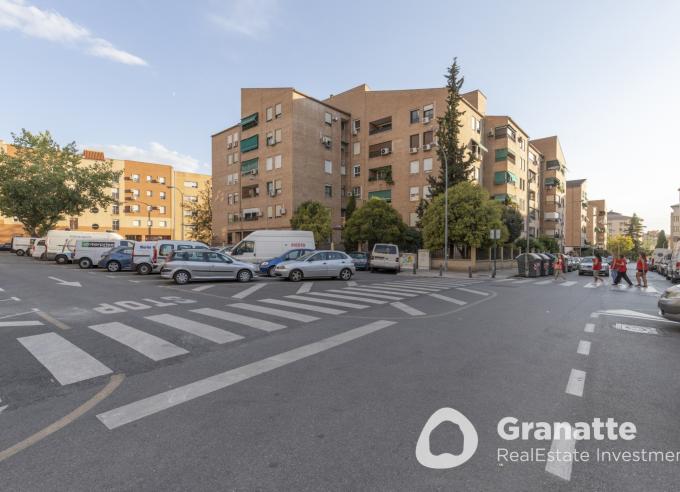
1, 0, 679, 230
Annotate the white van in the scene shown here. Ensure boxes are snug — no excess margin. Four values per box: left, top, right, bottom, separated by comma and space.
229, 230, 315, 264
370, 243, 401, 273
44, 230, 123, 261
11, 237, 39, 256
132, 240, 209, 275
668, 244, 680, 283
31, 238, 46, 260
68, 239, 135, 268
651, 248, 671, 271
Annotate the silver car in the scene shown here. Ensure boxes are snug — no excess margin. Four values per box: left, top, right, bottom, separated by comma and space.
274, 250, 356, 282
160, 249, 257, 284
578, 256, 609, 276
658, 285, 680, 322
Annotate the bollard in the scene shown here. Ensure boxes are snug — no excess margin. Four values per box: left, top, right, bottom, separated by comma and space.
439, 264, 443, 277
468, 266, 472, 278
413, 262, 417, 275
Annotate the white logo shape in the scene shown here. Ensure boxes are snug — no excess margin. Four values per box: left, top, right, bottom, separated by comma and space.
416, 407, 479, 469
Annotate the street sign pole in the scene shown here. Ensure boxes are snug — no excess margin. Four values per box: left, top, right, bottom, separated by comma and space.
490, 229, 500, 278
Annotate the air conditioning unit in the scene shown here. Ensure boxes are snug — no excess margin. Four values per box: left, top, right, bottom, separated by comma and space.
267, 136, 275, 146
227, 143, 232, 149
380, 148, 391, 156
280, 208, 286, 215
409, 147, 418, 154
249, 169, 258, 176
352, 129, 358, 136
422, 144, 432, 151
423, 116, 431, 124
488, 131, 495, 138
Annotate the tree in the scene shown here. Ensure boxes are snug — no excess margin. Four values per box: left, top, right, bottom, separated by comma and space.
656, 230, 668, 249
290, 201, 331, 244
421, 181, 504, 252
345, 194, 357, 221
608, 235, 634, 258
536, 235, 560, 253
399, 227, 422, 253
343, 198, 407, 249
426, 58, 478, 200
502, 205, 524, 244
0, 129, 121, 236
187, 180, 213, 244
626, 213, 644, 253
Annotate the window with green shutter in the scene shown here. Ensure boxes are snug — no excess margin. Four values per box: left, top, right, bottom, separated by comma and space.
495, 148, 509, 161
241, 113, 258, 130
241, 157, 259, 175
493, 194, 509, 202
368, 190, 392, 202
494, 171, 507, 185
240, 134, 259, 153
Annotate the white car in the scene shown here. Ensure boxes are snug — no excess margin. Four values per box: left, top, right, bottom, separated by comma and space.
160, 250, 257, 284
274, 251, 355, 282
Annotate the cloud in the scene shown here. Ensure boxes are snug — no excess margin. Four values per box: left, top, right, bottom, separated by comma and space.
0, 0, 147, 66
87, 142, 208, 174
208, 0, 278, 38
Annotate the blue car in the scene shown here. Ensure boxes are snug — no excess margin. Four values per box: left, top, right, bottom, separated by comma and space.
259, 248, 315, 276
98, 245, 134, 272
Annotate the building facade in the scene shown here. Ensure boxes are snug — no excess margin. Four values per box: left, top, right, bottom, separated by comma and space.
670, 190, 680, 248
587, 199, 608, 250
565, 179, 588, 252
530, 136, 567, 249
607, 211, 632, 237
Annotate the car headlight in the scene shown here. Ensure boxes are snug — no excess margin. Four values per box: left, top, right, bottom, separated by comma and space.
261, 261, 269, 266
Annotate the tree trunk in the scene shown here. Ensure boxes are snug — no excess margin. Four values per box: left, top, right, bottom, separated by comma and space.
470, 246, 477, 271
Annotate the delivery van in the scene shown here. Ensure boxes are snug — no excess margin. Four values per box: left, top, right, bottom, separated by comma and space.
11, 237, 39, 256
229, 230, 315, 264
46, 230, 123, 261
31, 238, 46, 259
132, 240, 209, 274
370, 243, 401, 273
67, 239, 134, 268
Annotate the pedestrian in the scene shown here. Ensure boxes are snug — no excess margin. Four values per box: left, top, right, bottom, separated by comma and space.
613, 254, 633, 287
554, 254, 566, 281
636, 252, 649, 288
592, 252, 604, 284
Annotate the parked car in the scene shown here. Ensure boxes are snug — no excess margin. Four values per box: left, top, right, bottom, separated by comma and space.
274, 251, 355, 282
229, 230, 315, 264
98, 245, 134, 272
58, 238, 134, 267
160, 250, 256, 284
11, 236, 38, 256
651, 248, 671, 272
132, 240, 210, 274
348, 251, 369, 270
0, 242, 11, 252
566, 256, 578, 272
658, 285, 680, 322
258, 248, 315, 277
370, 243, 400, 273
578, 256, 610, 276
668, 245, 680, 284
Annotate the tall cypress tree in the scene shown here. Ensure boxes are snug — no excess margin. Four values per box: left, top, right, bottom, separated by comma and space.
626, 213, 644, 253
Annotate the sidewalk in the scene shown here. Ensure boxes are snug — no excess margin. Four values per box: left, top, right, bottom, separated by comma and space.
398, 266, 517, 279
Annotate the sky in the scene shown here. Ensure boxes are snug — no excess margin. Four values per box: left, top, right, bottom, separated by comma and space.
1, 0, 679, 231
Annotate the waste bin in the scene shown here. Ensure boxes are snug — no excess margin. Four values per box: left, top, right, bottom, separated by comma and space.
516, 253, 542, 277
544, 253, 556, 275
536, 254, 551, 276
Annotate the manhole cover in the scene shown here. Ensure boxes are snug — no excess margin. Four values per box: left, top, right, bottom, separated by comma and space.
613, 323, 658, 335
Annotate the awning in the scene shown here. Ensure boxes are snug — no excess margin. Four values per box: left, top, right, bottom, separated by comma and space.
240, 157, 259, 174
240, 113, 258, 129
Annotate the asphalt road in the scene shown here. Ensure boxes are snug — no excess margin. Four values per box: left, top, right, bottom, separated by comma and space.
1, 253, 679, 491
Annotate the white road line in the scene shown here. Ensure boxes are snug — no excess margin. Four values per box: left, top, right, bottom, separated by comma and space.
534, 280, 553, 285
565, 369, 586, 397
192, 284, 216, 292
584, 323, 595, 333
296, 282, 313, 294
346, 280, 357, 287
339, 289, 405, 300
96, 320, 396, 430
367, 285, 434, 294
377, 284, 442, 292
390, 302, 425, 316
145, 314, 243, 344
192, 308, 286, 332
17, 333, 112, 385
229, 303, 319, 323
306, 292, 387, 305
577, 340, 591, 356
0, 287, 4, 291
0, 297, 21, 302
428, 293, 467, 306
231, 283, 266, 299
545, 426, 575, 481
494, 278, 515, 282
285, 295, 369, 309
642, 286, 659, 293
0, 405, 7, 414
512, 279, 534, 284
343, 287, 417, 297
560, 281, 577, 287
89, 322, 189, 361
259, 298, 345, 315
456, 287, 489, 296
0, 321, 43, 327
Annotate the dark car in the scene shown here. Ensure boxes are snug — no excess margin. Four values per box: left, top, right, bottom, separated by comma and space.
97, 245, 133, 272
348, 251, 369, 270
0, 242, 11, 252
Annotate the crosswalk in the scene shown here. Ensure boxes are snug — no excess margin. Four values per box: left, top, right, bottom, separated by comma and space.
497, 277, 663, 293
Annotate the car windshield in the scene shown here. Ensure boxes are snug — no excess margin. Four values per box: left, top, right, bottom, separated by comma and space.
350, 253, 367, 259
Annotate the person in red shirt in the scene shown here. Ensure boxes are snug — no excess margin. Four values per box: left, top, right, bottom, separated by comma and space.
592, 252, 603, 284
613, 254, 633, 287
636, 252, 648, 288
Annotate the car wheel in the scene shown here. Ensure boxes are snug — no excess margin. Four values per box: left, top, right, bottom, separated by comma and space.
56, 255, 68, 265
16, 249, 25, 256
174, 270, 191, 285
267, 265, 277, 277
79, 258, 92, 269
237, 269, 253, 282
339, 268, 352, 281
107, 261, 121, 272
289, 269, 303, 282
137, 263, 152, 275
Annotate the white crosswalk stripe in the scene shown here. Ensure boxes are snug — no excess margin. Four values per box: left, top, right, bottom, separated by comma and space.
428, 293, 467, 306
559, 281, 577, 287
285, 295, 370, 309
0, 320, 44, 327
494, 278, 515, 282
232, 283, 266, 299
90, 322, 189, 361
229, 303, 320, 322
375, 284, 443, 292
259, 298, 346, 315
305, 292, 387, 304
534, 279, 553, 285
365, 285, 435, 294
343, 287, 417, 297
192, 284, 216, 292
192, 307, 286, 332
145, 314, 243, 344
512, 279, 534, 284
456, 287, 489, 296
17, 332, 112, 385
347, 280, 357, 286
338, 289, 405, 300
296, 282, 313, 294
391, 302, 425, 316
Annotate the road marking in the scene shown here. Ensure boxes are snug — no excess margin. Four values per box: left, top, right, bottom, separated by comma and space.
285, 295, 369, 309
598, 309, 665, 321
0, 287, 4, 291
106, 275, 118, 279
577, 340, 591, 355
643, 286, 659, 293
545, 425, 575, 480
36, 311, 72, 330
192, 307, 286, 332
565, 369, 586, 397
512, 279, 535, 284
259, 298, 345, 315
0, 374, 124, 463
229, 302, 320, 322
232, 283, 266, 299
428, 293, 467, 306
378, 284, 442, 291
390, 302, 425, 316
0, 405, 6, 414
0, 320, 43, 327
47, 276, 82, 287
456, 287, 489, 296
96, 320, 395, 430
560, 281, 577, 287
614, 323, 658, 335
17, 333, 113, 385
145, 314, 243, 344
338, 289, 404, 300
0, 297, 21, 302
306, 291, 387, 304
344, 287, 417, 297
346, 280, 357, 287
89, 322, 189, 361
494, 278, 515, 282
366, 285, 434, 294
192, 284, 216, 292
296, 282, 313, 294
584, 323, 595, 333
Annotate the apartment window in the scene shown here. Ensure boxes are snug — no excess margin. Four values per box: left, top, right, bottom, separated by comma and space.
275, 128, 282, 143
275, 103, 282, 117
233, 173, 239, 184
275, 179, 282, 194
130, 204, 140, 213
234, 193, 239, 203
267, 206, 273, 218
352, 164, 361, 177
529, 151, 537, 163
410, 160, 419, 174
131, 174, 140, 182
341, 163, 346, 176
409, 187, 419, 201
325, 112, 333, 125
353, 142, 360, 155
368, 116, 392, 135
324, 184, 333, 198
131, 189, 140, 198
275, 205, 284, 217
274, 155, 282, 169
266, 131, 275, 146
233, 132, 239, 142
112, 204, 119, 215
184, 181, 198, 188
112, 219, 120, 231
423, 158, 433, 173
266, 157, 273, 171
410, 109, 419, 124
266, 106, 273, 121
470, 116, 481, 133
410, 134, 420, 149
352, 186, 361, 198
494, 125, 516, 141
159, 206, 166, 214
185, 195, 198, 203
234, 153, 239, 163
519, 178, 526, 191
368, 190, 391, 202
228, 154, 234, 165
324, 160, 332, 174
146, 190, 153, 197
227, 135, 233, 147
227, 174, 233, 185
423, 130, 433, 146
518, 137, 526, 150
132, 220, 141, 227
158, 176, 166, 184
228, 193, 233, 205
159, 191, 166, 200
352, 119, 360, 134
240, 134, 259, 153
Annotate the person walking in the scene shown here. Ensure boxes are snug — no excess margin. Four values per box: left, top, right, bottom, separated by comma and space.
592, 252, 604, 284
636, 252, 649, 288
554, 254, 566, 281
613, 254, 633, 287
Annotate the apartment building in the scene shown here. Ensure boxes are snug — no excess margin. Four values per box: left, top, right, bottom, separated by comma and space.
172, 171, 211, 240
587, 199, 608, 250
531, 136, 567, 250
670, 189, 680, 248
607, 211, 632, 237
564, 179, 589, 252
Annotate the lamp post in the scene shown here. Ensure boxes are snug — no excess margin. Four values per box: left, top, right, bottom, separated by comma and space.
167, 185, 185, 240
137, 200, 157, 240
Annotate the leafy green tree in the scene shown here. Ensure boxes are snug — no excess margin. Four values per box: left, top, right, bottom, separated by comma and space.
421, 182, 504, 252
0, 129, 121, 236
626, 213, 644, 253
608, 234, 634, 257
290, 201, 331, 244
187, 180, 213, 244
536, 235, 560, 253
656, 230, 668, 249
343, 198, 407, 249
399, 227, 422, 253
345, 194, 357, 220
502, 205, 524, 244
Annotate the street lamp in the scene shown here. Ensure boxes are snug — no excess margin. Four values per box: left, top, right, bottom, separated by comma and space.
167, 185, 184, 240
137, 200, 157, 240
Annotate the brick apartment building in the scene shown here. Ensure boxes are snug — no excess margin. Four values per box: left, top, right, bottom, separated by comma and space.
586, 199, 608, 250
670, 189, 680, 248
565, 179, 589, 252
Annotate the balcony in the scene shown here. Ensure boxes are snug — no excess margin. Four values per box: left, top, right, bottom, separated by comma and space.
242, 184, 259, 199
494, 125, 516, 141
242, 208, 261, 221
241, 113, 258, 130
368, 189, 392, 203
495, 148, 515, 163
368, 165, 393, 184
241, 157, 259, 176
494, 171, 518, 186
240, 134, 259, 153
544, 212, 561, 221
368, 141, 392, 158
368, 116, 392, 135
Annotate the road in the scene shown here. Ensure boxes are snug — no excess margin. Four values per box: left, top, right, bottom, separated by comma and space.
1, 253, 679, 491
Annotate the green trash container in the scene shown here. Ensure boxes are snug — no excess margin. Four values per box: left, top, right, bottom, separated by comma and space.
516, 253, 541, 277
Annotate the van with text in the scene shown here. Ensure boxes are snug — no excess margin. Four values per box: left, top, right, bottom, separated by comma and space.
68, 239, 135, 268
46, 230, 123, 262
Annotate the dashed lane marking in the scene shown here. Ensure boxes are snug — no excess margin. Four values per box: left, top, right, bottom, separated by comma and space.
577, 340, 591, 355
565, 369, 586, 397
192, 284, 216, 292
584, 323, 595, 333
232, 283, 267, 299
390, 302, 425, 316
347, 280, 357, 287
428, 293, 467, 306
545, 425, 576, 481
0, 321, 43, 327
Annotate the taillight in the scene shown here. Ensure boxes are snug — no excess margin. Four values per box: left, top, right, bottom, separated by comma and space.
676, 262, 680, 268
